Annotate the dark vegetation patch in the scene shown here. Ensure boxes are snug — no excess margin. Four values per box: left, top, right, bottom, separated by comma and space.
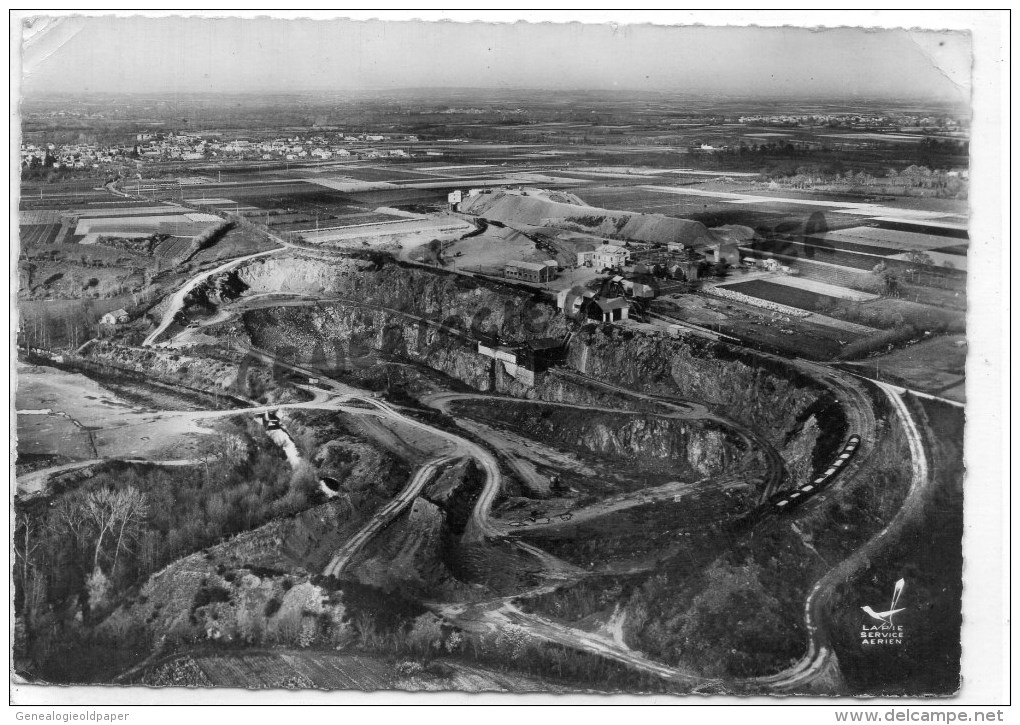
12, 419, 313, 682
722, 279, 846, 312
519, 498, 742, 570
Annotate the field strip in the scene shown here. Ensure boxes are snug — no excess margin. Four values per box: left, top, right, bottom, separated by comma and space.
763, 275, 880, 301
302, 216, 473, 242
827, 208, 955, 219
821, 132, 927, 142
675, 168, 763, 177
75, 215, 201, 234
73, 206, 189, 217
345, 164, 443, 177
816, 226, 963, 248
871, 215, 968, 229
305, 178, 400, 192
640, 185, 960, 219
419, 163, 498, 171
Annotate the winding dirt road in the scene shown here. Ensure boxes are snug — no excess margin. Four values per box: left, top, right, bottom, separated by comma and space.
323, 455, 455, 577
143, 246, 285, 347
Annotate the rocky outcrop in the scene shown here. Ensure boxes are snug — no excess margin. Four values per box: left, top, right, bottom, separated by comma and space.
81, 340, 305, 405
552, 325, 823, 447
237, 257, 828, 453
781, 415, 823, 488
460, 401, 745, 479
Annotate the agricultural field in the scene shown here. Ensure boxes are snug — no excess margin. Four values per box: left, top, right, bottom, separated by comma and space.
184, 181, 451, 222
761, 275, 879, 302
570, 185, 712, 216
843, 334, 967, 402
325, 165, 440, 182
300, 215, 473, 248
808, 226, 967, 254
19, 223, 61, 246
73, 205, 192, 218
719, 278, 849, 312
651, 295, 859, 360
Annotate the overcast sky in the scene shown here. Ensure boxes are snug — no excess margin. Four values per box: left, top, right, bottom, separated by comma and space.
20, 15, 971, 103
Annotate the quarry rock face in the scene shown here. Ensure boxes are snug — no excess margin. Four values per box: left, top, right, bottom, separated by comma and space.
557, 325, 821, 446
237, 254, 369, 297
782, 414, 823, 487
236, 258, 824, 466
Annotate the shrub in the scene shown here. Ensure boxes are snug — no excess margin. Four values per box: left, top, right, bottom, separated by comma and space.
191, 584, 231, 615
264, 597, 282, 618
407, 613, 444, 660
395, 660, 424, 676
297, 617, 317, 648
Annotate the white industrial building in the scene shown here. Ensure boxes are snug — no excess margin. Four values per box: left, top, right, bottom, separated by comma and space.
577, 244, 630, 270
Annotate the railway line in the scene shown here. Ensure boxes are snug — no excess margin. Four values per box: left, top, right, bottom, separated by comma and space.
773, 435, 860, 512
739, 381, 932, 694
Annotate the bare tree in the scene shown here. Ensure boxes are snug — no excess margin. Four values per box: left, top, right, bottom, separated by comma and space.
84, 489, 120, 573
110, 487, 149, 576
51, 495, 92, 553
82, 486, 149, 575
14, 515, 43, 605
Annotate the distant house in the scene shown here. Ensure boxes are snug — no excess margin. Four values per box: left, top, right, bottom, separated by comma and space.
100, 308, 129, 326
624, 281, 655, 299
581, 296, 630, 322
669, 260, 701, 281
504, 260, 555, 284
704, 241, 740, 266
577, 243, 630, 270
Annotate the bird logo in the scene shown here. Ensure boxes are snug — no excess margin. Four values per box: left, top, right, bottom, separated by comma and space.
861, 578, 906, 625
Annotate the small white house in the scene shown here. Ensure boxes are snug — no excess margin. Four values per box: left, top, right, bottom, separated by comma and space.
100, 309, 129, 326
